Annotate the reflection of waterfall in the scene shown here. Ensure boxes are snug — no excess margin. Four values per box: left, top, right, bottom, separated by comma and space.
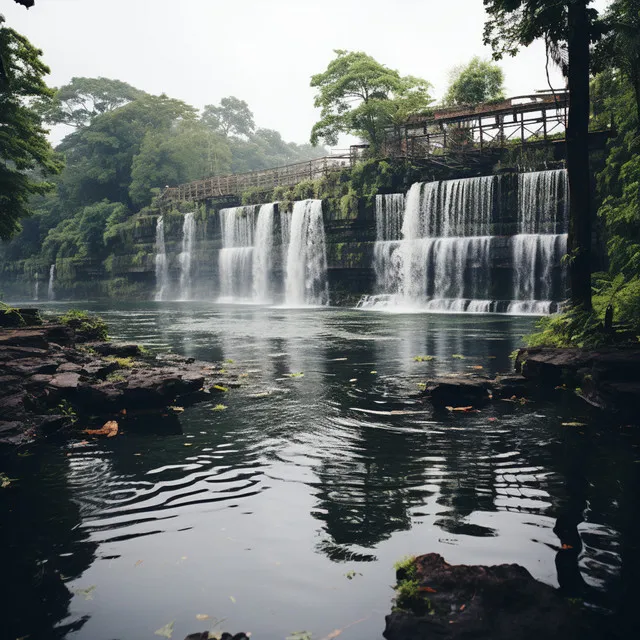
154, 216, 169, 301
252, 203, 275, 302
284, 199, 329, 306
34, 274, 39, 301
47, 264, 55, 301
359, 177, 495, 312
178, 212, 195, 300
218, 206, 257, 301
508, 170, 568, 314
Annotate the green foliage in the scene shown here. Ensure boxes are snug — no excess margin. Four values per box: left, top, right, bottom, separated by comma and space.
310, 50, 432, 152
59, 310, 108, 341
0, 24, 64, 240
445, 56, 505, 105
40, 76, 146, 128
202, 96, 255, 137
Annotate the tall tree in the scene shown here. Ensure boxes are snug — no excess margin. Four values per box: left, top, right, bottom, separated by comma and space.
484, 0, 602, 310
41, 77, 146, 129
202, 96, 255, 137
594, 0, 640, 131
0, 21, 63, 240
310, 50, 432, 151
445, 57, 505, 105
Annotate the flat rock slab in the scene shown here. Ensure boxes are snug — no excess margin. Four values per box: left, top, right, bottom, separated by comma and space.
385, 553, 585, 640
423, 377, 492, 408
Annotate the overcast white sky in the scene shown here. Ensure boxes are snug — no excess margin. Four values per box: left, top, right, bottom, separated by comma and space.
2, 0, 611, 147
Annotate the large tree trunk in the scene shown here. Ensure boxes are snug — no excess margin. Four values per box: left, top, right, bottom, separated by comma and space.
566, 0, 593, 310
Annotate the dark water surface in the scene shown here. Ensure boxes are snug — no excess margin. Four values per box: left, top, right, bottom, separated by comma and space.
2, 303, 639, 640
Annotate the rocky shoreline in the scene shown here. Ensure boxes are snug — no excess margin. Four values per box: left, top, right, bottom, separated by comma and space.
0, 312, 245, 445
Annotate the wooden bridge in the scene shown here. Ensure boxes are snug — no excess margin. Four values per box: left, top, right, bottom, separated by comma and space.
159, 90, 608, 204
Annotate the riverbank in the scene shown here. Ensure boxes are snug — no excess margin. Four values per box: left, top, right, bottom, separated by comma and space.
0, 311, 246, 445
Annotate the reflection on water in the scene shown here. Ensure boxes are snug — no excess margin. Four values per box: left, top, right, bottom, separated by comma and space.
1, 303, 639, 640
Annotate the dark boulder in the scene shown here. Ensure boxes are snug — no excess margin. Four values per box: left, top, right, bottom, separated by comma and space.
87, 342, 143, 358
385, 553, 587, 640
494, 374, 530, 398
422, 377, 492, 408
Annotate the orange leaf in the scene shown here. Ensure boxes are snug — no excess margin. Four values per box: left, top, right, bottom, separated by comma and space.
419, 586, 437, 593
459, 604, 466, 611
84, 420, 118, 438
445, 406, 474, 412
561, 544, 573, 550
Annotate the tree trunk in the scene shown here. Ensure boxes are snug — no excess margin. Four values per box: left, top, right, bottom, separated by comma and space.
566, 0, 592, 310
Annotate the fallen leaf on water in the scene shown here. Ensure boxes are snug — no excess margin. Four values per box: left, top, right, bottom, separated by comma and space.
154, 620, 175, 638
321, 630, 342, 640
184, 443, 193, 447
561, 422, 587, 427
74, 585, 96, 600
419, 586, 437, 593
284, 372, 304, 378
195, 614, 210, 620
229, 595, 236, 603
135, 560, 143, 567
0, 473, 15, 489
370, 370, 377, 374
451, 354, 466, 359
212, 385, 228, 392
287, 632, 312, 640
488, 417, 497, 422
413, 355, 435, 362
561, 544, 574, 550
168, 406, 184, 413
120, 408, 127, 415
459, 604, 466, 611
470, 365, 483, 370
84, 420, 118, 438
349, 378, 357, 383
212, 404, 227, 411
445, 406, 475, 412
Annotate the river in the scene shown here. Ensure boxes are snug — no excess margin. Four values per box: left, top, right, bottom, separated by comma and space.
1, 303, 638, 640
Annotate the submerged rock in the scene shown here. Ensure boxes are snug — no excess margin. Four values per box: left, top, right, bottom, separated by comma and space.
385, 553, 587, 640
422, 377, 492, 408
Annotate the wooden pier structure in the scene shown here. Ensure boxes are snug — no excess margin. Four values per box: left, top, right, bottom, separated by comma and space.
160, 90, 608, 205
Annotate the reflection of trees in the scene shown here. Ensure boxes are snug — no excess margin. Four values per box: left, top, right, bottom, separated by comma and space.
0, 449, 97, 639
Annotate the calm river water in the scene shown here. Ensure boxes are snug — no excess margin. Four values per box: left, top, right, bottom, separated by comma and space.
1, 303, 639, 640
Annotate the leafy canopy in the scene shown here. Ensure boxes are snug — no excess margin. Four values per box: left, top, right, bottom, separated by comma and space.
310, 50, 432, 150
41, 77, 146, 129
445, 57, 505, 105
0, 23, 63, 240
202, 96, 255, 137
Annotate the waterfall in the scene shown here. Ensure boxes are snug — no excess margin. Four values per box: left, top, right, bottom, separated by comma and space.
154, 216, 169, 301
34, 274, 39, 301
252, 203, 275, 302
47, 264, 55, 301
359, 176, 495, 312
284, 199, 329, 306
178, 212, 196, 300
218, 206, 257, 301
508, 169, 568, 314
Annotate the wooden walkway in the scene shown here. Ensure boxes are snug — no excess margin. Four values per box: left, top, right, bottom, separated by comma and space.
160, 90, 608, 205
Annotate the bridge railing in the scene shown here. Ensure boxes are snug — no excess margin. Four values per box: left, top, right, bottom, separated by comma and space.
160, 152, 355, 203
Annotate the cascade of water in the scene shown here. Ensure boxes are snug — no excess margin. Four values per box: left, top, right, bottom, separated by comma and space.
34, 274, 39, 301
252, 203, 275, 302
284, 199, 329, 306
509, 169, 568, 314
154, 216, 169, 301
361, 176, 495, 311
218, 206, 257, 301
47, 264, 55, 301
178, 212, 196, 300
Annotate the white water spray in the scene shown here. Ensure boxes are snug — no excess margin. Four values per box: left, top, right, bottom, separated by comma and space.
178, 212, 196, 300
285, 199, 329, 306
154, 216, 169, 301
252, 203, 275, 302
47, 264, 55, 301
